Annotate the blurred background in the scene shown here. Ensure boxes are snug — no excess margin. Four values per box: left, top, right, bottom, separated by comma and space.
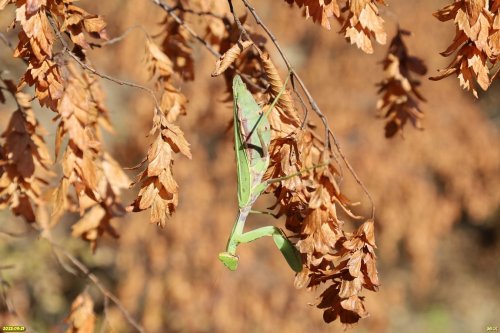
1, 0, 499, 332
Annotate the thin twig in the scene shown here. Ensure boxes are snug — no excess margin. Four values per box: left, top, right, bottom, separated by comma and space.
167, 3, 225, 20
48, 240, 146, 333
99, 25, 152, 46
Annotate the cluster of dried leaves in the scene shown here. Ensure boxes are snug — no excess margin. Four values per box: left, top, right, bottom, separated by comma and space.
127, 16, 193, 227
0, 0, 196, 249
0, 76, 51, 223
0, 0, 382, 326
56, 64, 130, 250
431, 0, 500, 97
285, 0, 387, 53
6, 0, 133, 249
376, 29, 427, 138
206, 4, 379, 323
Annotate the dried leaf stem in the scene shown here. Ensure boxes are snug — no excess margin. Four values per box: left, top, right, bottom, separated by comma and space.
165, 3, 226, 20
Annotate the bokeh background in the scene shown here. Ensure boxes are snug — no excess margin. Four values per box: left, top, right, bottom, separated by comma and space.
1, 0, 499, 332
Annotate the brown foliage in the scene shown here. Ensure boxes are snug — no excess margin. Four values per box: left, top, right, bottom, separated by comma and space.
52, 63, 129, 250
159, 11, 194, 82
377, 29, 427, 138
65, 292, 95, 333
128, 110, 192, 227
0, 78, 51, 223
431, 0, 500, 97
12, 0, 108, 110
285, 0, 387, 53
127, 21, 192, 227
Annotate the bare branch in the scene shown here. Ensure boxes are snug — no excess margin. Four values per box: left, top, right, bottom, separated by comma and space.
99, 24, 152, 46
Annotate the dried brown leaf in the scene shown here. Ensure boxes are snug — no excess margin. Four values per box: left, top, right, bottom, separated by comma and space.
212, 40, 253, 76
65, 292, 95, 333
260, 52, 300, 126
285, 0, 340, 30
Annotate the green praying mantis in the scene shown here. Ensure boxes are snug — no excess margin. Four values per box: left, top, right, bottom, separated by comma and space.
218, 74, 304, 273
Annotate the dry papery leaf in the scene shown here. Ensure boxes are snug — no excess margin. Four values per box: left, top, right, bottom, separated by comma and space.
377, 29, 427, 138
209, 13, 270, 95
285, 0, 387, 53
65, 291, 95, 333
212, 39, 253, 77
61, 3, 109, 49
160, 12, 195, 82
0, 80, 52, 223
128, 110, 191, 228
145, 38, 188, 123
260, 52, 299, 125
431, 0, 500, 97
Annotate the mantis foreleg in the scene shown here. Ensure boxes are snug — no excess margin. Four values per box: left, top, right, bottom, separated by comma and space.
237, 226, 302, 272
